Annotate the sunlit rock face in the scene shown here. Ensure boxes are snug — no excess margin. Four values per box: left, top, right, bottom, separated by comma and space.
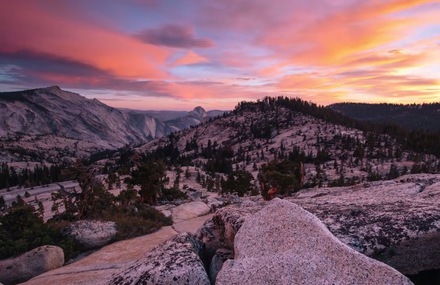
216, 198, 413, 285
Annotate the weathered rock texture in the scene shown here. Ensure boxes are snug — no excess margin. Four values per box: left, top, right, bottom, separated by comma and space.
290, 173, 440, 274
0, 245, 64, 285
216, 198, 413, 285
63, 220, 117, 249
110, 232, 210, 285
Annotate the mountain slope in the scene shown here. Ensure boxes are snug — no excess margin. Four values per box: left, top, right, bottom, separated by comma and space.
139, 97, 440, 188
0, 86, 172, 162
0, 86, 169, 145
0, 86, 226, 164
329, 102, 440, 132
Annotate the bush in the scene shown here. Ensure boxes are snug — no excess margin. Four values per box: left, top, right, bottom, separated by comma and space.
0, 201, 83, 260
161, 187, 187, 201
97, 203, 172, 240
258, 160, 302, 198
221, 170, 255, 197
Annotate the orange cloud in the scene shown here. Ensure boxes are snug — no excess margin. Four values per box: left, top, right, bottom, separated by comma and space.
260, 0, 438, 67
0, 1, 169, 80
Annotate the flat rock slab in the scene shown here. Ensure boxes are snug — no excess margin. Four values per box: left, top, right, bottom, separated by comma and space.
216, 198, 413, 285
173, 213, 214, 234
172, 201, 210, 223
21, 226, 178, 285
22, 212, 215, 285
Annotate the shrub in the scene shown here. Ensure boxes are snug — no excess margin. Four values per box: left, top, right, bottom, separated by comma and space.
97, 203, 172, 240
161, 187, 187, 201
0, 200, 82, 260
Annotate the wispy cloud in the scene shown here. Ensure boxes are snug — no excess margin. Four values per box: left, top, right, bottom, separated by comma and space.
137, 24, 213, 48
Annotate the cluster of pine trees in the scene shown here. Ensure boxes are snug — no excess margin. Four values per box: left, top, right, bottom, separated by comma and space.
237, 97, 440, 157
0, 163, 64, 189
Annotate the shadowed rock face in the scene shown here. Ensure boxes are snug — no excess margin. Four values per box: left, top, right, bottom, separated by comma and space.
195, 199, 265, 260
0, 245, 64, 285
216, 198, 413, 285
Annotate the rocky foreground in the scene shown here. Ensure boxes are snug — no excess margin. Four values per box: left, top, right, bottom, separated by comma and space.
5, 173, 440, 284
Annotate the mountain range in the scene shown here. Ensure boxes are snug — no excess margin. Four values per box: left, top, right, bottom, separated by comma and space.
0, 86, 222, 163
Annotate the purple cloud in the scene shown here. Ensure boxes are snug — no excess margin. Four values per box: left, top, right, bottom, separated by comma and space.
0, 50, 111, 78
137, 24, 213, 48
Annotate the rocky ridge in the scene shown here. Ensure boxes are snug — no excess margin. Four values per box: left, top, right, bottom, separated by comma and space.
110, 233, 210, 285
291, 173, 440, 274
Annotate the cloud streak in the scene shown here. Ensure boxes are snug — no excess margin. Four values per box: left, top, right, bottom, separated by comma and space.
137, 24, 213, 48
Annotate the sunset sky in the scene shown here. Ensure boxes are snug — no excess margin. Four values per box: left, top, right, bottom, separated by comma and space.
1, 0, 439, 110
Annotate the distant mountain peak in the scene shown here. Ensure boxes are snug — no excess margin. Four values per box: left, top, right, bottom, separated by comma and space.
188, 106, 207, 119
45, 85, 62, 91
193, 106, 205, 113
35, 85, 63, 94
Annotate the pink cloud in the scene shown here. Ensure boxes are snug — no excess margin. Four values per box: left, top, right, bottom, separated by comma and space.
173, 51, 209, 66
0, 1, 169, 80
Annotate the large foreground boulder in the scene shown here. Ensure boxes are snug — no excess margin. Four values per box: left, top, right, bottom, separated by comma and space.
110, 232, 210, 285
216, 198, 413, 285
63, 220, 117, 249
0, 245, 64, 285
